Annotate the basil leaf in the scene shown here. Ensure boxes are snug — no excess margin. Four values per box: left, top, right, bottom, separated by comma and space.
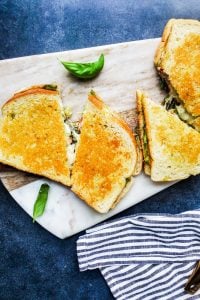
32, 183, 50, 222
43, 84, 57, 91
60, 54, 104, 79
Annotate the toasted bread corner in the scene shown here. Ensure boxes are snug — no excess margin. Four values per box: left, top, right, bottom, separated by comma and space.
88, 90, 104, 110
154, 18, 200, 67
88, 90, 138, 164
2, 85, 59, 110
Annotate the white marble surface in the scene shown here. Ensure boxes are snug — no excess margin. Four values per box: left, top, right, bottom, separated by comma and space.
11, 175, 174, 239
0, 38, 164, 119
0, 38, 175, 239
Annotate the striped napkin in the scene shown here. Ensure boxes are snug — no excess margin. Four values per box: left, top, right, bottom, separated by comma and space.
77, 210, 200, 300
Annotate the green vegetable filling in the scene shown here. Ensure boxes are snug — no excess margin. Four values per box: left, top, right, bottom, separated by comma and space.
42, 84, 57, 91
159, 76, 169, 92
143, 130, 150, 165
160, 72, 200, 131
163, 94, 198, 129
125, 177, 131, 184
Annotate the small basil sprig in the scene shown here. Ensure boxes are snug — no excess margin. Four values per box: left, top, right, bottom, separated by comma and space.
32, 183, 50, 222
60, 54, 104, 79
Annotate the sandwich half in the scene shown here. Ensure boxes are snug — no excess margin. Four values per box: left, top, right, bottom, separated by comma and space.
137, 90, 200, 181
155, 19, 200, 131
0, 85, 72, 186
71, 91, 138, 213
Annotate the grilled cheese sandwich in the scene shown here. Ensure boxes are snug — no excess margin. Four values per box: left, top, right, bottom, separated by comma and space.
137, 90, 200, 181
0, 87, 139, 213
155, 19, 200, 131
71, 91, 138, 213
0, 85, 72, 186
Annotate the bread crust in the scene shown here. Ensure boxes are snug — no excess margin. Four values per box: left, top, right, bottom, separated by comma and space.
0, 85, 71, 186
140, 91, 200, 181
136, 90, 151, 175
88, 91, 138, 167
2, 86, 58, 109
72, 91, 138, 213
155, 18, 200, 121
0, 158, 70, 186
89, 91, 142, 176
154, 19, 200, 66
110, 177, 134, 210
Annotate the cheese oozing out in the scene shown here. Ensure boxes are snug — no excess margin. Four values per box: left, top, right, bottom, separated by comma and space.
64, 121, 80, 167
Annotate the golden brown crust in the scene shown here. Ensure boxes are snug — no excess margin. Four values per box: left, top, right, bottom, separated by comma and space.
89, 91, 142, 177
2, 86, 58, 109
141, 92, 200, 181
169, 33, 200, 116
71, 91, 137, 212
136, 91, 144, 157
88, 92, 104, 110
88, 91, 138, 158
72, 112, 133, 201
112, 114, 138, 151
110, 177, 134, 210
148, 106, 200, 165
155, 18, 200, 119
154, 19, 200, 66
0, 157, 67, 186
0, 87, 71, 186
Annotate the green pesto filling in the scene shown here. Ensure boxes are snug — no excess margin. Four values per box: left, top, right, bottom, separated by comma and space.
125, 177, 131, 186
143, 130, 150, 165
126, 177, 131, 183
42, 84, 57, 91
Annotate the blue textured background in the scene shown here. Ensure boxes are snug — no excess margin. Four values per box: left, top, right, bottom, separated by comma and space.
0, 1, 200, 299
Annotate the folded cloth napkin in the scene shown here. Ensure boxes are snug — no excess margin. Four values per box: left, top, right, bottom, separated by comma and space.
77, 210, 200, 300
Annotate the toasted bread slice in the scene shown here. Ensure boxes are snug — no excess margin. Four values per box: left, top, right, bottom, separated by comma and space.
0, 85, 71, 186
137, 90, 200, 181
155, 19, 200, 130
136, 90, 151, 175
71, 91, 138, 213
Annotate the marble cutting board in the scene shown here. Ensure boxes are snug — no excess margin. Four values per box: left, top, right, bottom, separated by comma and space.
0, 38, 176, 239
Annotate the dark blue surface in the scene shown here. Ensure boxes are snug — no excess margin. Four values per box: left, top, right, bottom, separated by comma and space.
0, 1, 200, 299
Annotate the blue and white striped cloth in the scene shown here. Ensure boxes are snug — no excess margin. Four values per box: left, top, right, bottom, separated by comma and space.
77, 210, 200, 300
